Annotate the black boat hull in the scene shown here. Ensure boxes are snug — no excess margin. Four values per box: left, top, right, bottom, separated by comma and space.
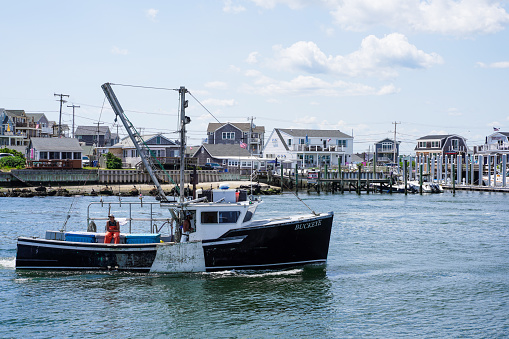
202, 212, 334, 271
16, 238, 157, 272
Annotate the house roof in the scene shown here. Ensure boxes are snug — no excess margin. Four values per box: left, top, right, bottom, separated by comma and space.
207, 122, 265, 134
25, 113, 46, 122
376, 138, 401, 144
110, 134, 176, 148
417, 134, 456, 140
200, 144, 251, 158
277, 128, 352, 138
491, 132, 509, 137
30, 137, 83, 151
5, 110, 26, 118
75, 125, 111, 136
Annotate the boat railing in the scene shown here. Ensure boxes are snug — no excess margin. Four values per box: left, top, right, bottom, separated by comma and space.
87, 201, 173, 234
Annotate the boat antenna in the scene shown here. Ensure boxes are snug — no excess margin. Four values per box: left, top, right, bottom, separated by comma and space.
179, 86, 189, 205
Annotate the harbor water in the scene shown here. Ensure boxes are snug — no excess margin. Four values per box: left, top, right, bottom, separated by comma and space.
0, 191, 508, 338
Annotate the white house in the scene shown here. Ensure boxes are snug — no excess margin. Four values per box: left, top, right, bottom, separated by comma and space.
263, 128, 354, 168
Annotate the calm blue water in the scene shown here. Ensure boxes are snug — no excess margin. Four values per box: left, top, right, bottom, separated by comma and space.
1, 191, 508, 338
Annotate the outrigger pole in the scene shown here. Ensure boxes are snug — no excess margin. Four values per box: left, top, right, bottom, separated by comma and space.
101, 82, 168, 202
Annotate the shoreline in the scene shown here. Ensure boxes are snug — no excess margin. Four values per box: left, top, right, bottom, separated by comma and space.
0, 181, 280, 196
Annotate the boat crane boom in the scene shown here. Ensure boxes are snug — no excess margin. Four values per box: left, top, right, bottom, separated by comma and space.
101, 82, 168, 201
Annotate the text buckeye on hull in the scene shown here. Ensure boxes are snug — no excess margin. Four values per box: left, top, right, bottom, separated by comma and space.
15, 83, 334, 273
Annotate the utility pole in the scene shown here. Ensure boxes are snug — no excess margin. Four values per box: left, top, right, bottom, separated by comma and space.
54, 93, 69, 137
393, 121, 401, 169
67, 104, 80, 138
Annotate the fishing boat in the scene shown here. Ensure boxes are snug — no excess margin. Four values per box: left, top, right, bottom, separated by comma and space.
16, 83, 334, 272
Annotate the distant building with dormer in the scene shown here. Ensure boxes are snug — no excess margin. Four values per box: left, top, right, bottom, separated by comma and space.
415, 134, 468, 158
374, 138, 401, 164
206, 122, 265, 156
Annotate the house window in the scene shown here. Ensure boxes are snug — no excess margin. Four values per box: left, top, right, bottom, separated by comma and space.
228, 160, 239, 166
381, 142, 393, 152
40, 152, 48, 159
123, 150, 127, 158
431, 141, 440, 148
452, 139, 459, 150
299, 138, 305, 145
73, 152, 81, 160
418, 141, 427, 148
49, 152, 59, 159
288, 139, 292, 146
156, 136, 161, 144
337, 140, 347, 147
222, 132, 235, 140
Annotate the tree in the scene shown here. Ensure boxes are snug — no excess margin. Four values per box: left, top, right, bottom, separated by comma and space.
105, 152, 122, 169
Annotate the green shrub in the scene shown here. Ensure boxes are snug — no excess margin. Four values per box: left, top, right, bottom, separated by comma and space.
105, 152, 122, 169
0, 147, 25, 159
0, 156, 26, 169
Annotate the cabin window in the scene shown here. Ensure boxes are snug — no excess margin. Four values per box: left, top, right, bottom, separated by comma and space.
242, 206, 257, 222
201, 211, 240, 224
219, 211, 240, 223
201, 212, 218, 224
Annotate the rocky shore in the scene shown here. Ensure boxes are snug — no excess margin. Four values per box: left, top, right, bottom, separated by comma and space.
0, 182, 282, 197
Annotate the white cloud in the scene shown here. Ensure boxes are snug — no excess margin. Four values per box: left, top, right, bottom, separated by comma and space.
223, 0, 246, 13
269, 34, 443, 78
448, 108, 463, 116
249, 0, 309, 10
246, 52, 260, 64
243, 73, 399, 96
477, 61, 509, 68
250, 0, 509, 36
487, 121, 501, 128
146, 8, 159, 21
205, 81, 228, 89
201, 98, 237, 107
331, 0, 509, 36
111, 46, 128, 55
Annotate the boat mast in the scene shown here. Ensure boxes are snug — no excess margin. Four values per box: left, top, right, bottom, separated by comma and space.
101, 83, 168, 201
179, 86, 188, 204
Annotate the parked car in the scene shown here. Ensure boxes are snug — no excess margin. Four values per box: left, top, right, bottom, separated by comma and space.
0, 153, 15, 159
203, 162, 222, 170
82, 156, 90, 166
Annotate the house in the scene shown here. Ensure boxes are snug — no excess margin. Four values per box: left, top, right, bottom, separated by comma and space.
99, 134, 181, 168
262, 128, 354, 168
51, 121, 70, 138
26, 113, 52, 137
193, 143, 267, 174
206, 122, 265, 156
0, 109, 39, 146
0, 109, 24, 147
374, 138, 401, 164
75, 125, 113, 147
474, 131, 509, 155
415, 134, 468, 158
27, 137, 84, 169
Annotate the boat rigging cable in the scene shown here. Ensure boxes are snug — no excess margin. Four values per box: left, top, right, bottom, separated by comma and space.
106, 83, 316, 215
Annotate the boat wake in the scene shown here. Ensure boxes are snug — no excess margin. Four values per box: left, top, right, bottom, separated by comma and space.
204, 268, 304, 278
0, 257, 16, 269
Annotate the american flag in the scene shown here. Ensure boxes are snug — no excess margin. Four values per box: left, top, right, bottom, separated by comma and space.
494, 127, 500, 131
240, 142, 247, 149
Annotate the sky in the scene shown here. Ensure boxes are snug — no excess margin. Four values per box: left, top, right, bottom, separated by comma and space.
1, 0, 509, 154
